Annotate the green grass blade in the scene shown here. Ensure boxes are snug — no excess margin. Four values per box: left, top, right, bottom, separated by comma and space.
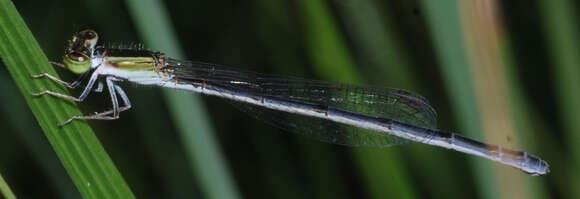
334, 0, 415, 86
252, 0, 348, 198
335, 1, 469, 198
501, 42, 550, 199
0, 172, 17, 199
124, 0, 241, 198
296, 1, 416, 198
0, 72, 80, 199
0, 1, 134, 198
538, 0, 580, 197
420, 1, 498, 198
458, 2, 542, 198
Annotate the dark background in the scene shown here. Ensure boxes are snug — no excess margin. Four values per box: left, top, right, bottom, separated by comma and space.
0, 0, 575, 198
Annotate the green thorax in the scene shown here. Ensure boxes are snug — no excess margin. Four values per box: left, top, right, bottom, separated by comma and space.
101, 48, 163, 71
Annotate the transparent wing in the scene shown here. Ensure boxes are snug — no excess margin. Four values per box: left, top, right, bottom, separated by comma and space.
165, 60, 438, 147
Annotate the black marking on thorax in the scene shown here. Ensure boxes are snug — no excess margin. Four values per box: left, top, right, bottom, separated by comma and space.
95, 47, 157, 58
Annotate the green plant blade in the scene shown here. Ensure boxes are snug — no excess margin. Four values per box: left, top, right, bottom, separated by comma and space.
0, 1, 134, 198
0, 172, 16, 199
251, 0, 348, 198
420, 1, 498, 198
123, 0, 241, 198
0, 72, 80, 199
335, 1, 468, 197
296, 1, 416, 199
538, 1, 580, 197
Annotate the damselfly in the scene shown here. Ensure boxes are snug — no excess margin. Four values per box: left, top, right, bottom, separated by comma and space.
32, 29, 549, 176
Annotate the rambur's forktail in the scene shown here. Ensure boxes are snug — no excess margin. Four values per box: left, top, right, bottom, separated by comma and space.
31, 29, 549, 176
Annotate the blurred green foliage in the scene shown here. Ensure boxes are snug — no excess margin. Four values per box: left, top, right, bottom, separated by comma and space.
0, 172, 16, 199
0, 0, 132, 198
0, 0, 574, 198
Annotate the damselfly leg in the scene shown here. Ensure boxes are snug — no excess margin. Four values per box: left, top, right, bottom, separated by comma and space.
31, 73, 79, 88
58, 77, 132, 126
31, 69, 131, 125
49, 61, 66, 68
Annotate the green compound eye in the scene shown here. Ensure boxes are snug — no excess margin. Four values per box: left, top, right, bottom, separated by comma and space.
65, 52, 91, 74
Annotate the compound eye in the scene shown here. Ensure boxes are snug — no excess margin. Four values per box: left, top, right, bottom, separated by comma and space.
77, 29, 99, 49
77, 29, 98, 40
64, 52, 91, 74
84, 30, 97, 39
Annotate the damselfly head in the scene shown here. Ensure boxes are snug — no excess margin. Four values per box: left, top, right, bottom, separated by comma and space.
67, 29, 99, 54
63, 29, 98, 74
